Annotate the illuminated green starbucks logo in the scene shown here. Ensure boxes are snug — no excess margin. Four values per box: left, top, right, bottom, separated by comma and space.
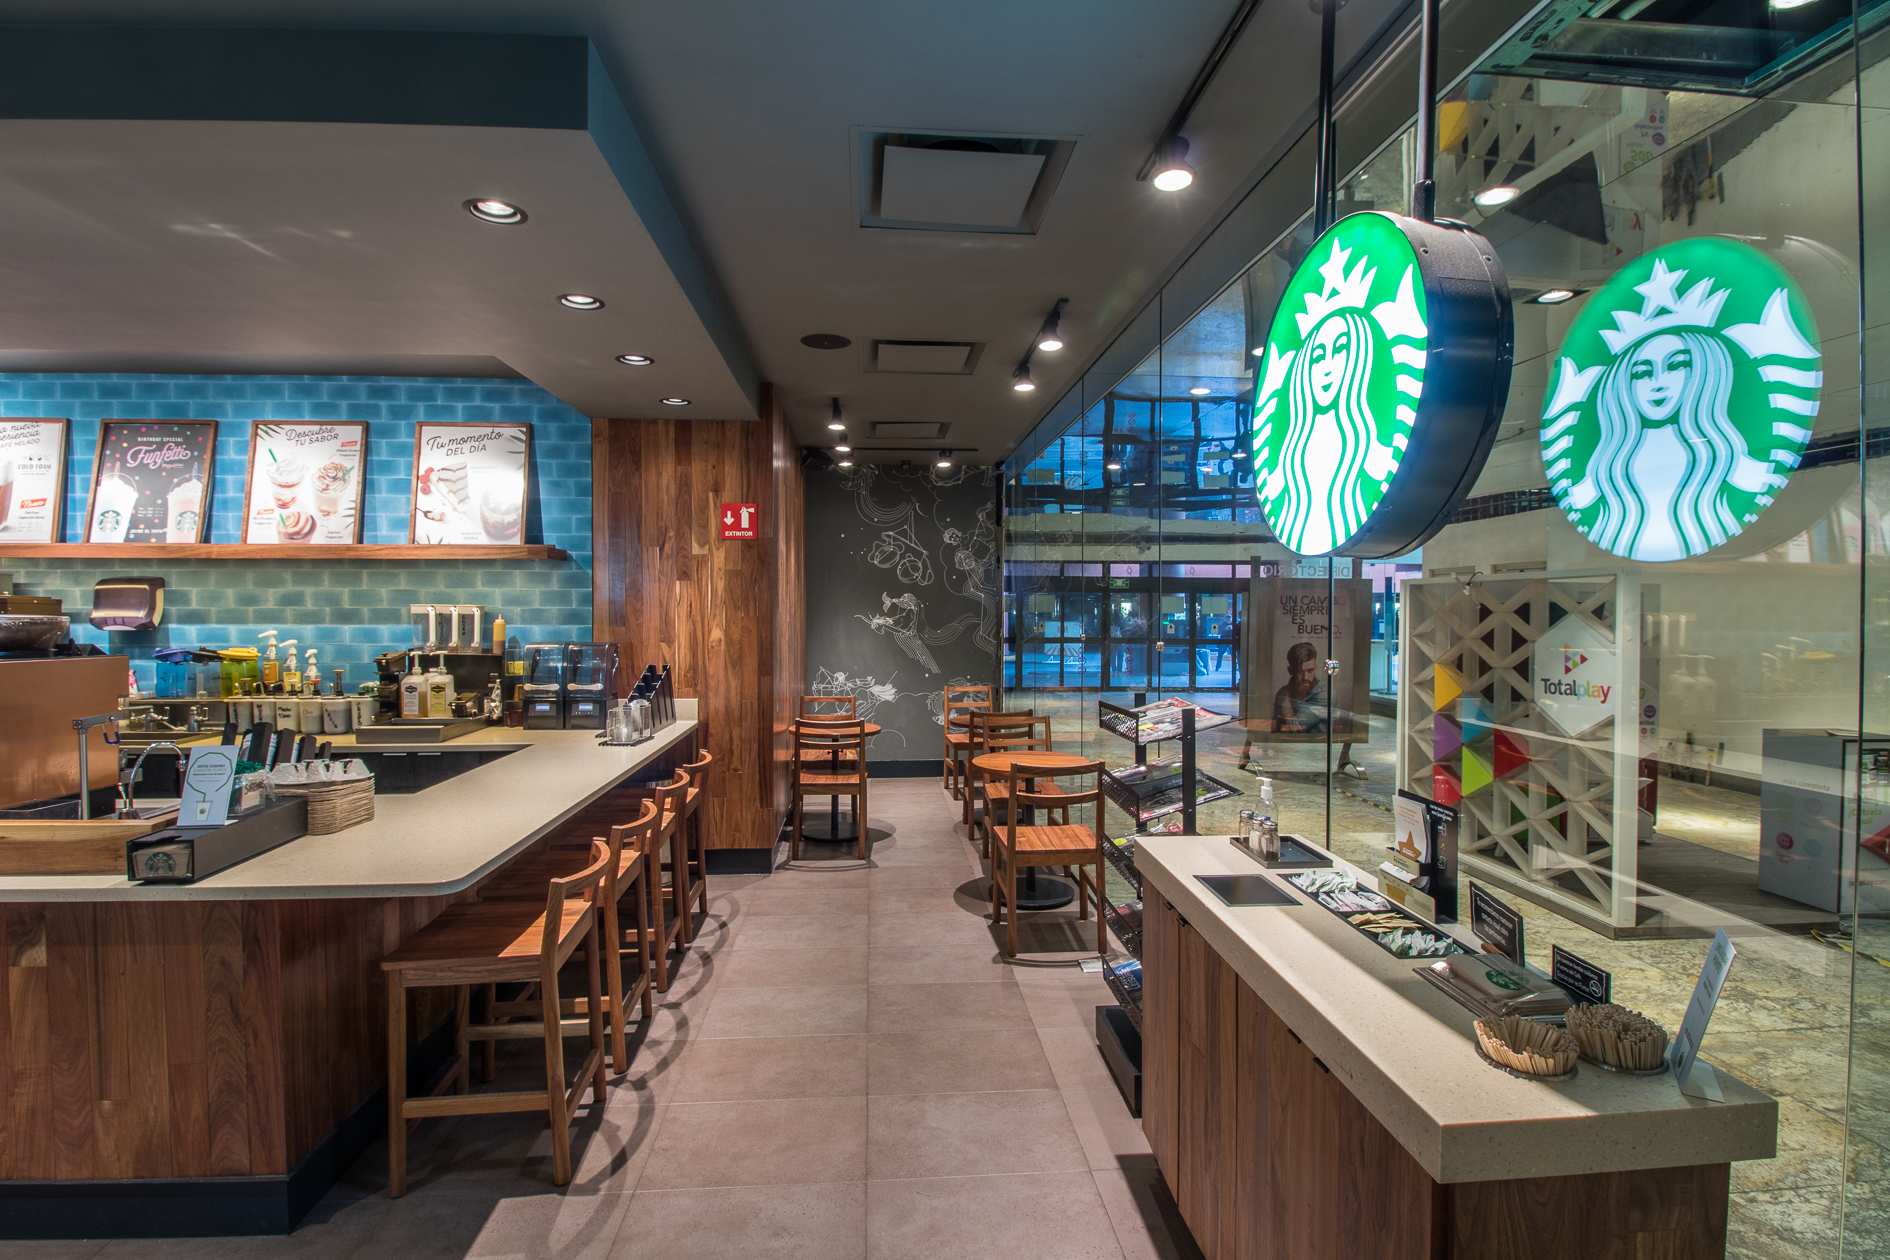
1254, 213, 1430, 556
1543, 237, 1821, 562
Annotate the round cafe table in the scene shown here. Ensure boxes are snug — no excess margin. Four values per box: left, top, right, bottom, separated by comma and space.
791, 720, 882, 843
971, 750, 1092, 911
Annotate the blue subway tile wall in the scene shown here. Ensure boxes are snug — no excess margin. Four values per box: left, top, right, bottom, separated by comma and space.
0, 374, 593, 691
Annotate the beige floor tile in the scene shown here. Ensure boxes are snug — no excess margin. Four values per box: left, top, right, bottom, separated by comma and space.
713, 945, 869, 988
866, 841, 978, 868
866, 865, 980, 891
1037, 1025, 1154, 1169
867, 1028, 1059, 1096
866, 1170, 1126, 1259
387, 1093, 658, 1199
868, 944, 1012, 986
867, 1089, 1088, 1180
1019, 973, 1119, 1028
764, 863, 873, 888
868, 883, 991, 916
866, 981, 1037, 1034
735, 889, 868, 917
1092, 1159, 1199, 1260
867, 909, 1003, 948
606, 1037, 692, 1108
638, 1096, 867, 1190
724, 914, 869, 950
696, 984, 870, 1038
613, 1181, 867, 1260
671, 1034, 867, 1102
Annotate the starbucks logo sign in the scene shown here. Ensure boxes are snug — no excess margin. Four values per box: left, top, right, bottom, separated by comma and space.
1543, 238, 1821, 562
1255, 212, 1513, 559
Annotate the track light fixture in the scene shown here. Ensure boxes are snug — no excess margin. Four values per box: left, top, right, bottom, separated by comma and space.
1151, 137, 1195, 191
1035, 299, 1069, 352
1012, 365, 1036, 393
936, 451, 953, 468
827, 398, 846, 431
834, 439, 851, 452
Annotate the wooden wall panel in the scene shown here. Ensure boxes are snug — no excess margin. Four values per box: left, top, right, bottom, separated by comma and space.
591, 385, 805, 849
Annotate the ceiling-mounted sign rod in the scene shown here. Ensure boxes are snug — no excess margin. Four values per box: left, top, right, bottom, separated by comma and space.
1411, 0, 1440, 222
1313, 0, 1341, 233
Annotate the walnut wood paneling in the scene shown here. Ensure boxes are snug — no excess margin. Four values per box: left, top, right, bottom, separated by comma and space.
1142, 895, 1180, 1187
1178, 918, 1239, 1258
591, 386, 805, 849
1448, 1163, 1730, 1260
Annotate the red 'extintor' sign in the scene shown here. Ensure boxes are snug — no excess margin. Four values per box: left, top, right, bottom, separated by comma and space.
720, 503, 759, 540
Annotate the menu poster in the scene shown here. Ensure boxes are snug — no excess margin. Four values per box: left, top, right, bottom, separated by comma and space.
241, 421, 368, 545
409, 422, 531, 545
84, 420, 217, 544
0, 418, 68, 543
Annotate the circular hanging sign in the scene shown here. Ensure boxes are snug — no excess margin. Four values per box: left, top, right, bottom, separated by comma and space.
1542, 237, 1820, 562
1253, 211, 1513, 559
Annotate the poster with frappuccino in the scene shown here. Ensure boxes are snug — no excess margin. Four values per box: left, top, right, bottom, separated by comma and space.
84, 420, 217, 544
408, 422, 531, 545
241, 421, 368, 545
0, 418, 68, 543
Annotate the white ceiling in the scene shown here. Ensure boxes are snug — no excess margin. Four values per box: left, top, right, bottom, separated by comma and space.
0, 0, 1402, 462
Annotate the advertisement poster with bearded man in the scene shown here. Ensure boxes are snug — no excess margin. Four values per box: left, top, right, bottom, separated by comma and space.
1240, 571, 1372, 743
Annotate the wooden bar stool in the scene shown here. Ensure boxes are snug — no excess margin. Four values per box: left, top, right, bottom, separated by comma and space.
621, 770, 691, 985
991, 758, 1108, 958
941, 684, 993, 800
477, 800, 659, 1074
381, 840, 612, 1196
791, 721, 869, 860
674, 747, 713, 932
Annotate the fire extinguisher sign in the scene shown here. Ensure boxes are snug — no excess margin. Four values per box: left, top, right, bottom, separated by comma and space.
720, 503, 759, 540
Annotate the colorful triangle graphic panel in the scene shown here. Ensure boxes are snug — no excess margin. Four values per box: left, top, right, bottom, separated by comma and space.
1460, 696, 1493, 742
1433, 715, 1464, 759
1494, 730, 1530, 778
1461, 747, 1493, 795
1432, 764, 1462, 807
1433, 663, 1464, 709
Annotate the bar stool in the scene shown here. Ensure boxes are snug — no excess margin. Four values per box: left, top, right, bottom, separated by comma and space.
381, 840, 612, 1196
941, 684, 993, 800
674, 747, 713, 932
791, 721, 869, 860
477, 800, 660, 1074
621, 770, 691, 984
991, 758, 1107, 958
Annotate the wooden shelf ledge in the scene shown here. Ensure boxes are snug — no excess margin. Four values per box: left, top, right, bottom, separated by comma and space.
0, 543, 570, 561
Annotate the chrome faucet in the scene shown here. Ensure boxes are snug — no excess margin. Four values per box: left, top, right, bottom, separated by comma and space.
118, 741, 186, 819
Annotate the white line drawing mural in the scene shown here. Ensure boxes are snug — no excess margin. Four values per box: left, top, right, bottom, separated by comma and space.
812, 667, 913, 748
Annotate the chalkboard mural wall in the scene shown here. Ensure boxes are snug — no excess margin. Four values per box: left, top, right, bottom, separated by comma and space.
803, 464, 1000, 769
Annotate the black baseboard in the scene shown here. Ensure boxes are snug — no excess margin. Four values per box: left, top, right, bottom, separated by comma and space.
0, 1016, 458, 1238
706, 847, 775, 874
866, 759, 941, 778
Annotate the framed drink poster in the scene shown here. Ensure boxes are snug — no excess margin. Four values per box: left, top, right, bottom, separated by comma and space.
0, 418, 68, 543
241, 421, 368, 545
84, 420, 217, 544
409, 422, 531, 545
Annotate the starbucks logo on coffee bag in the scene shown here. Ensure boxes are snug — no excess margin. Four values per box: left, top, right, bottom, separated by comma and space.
1543, 238, 1821, 562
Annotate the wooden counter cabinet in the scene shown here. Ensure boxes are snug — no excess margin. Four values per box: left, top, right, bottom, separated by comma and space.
1139, 895, 1730, 1260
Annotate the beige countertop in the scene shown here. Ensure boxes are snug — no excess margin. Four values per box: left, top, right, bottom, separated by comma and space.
1137, 834, 1779, 1184
0, 704, 697, 904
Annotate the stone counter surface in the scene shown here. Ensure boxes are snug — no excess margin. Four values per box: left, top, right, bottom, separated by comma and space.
1137, 834, 1779, 1184
0, 704, 697, 903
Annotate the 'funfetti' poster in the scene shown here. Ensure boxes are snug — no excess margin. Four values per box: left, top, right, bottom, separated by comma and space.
409, 422, 532, 545
242, 422, 367, 545
86, 420, 217, 544
0, 419, 67, 543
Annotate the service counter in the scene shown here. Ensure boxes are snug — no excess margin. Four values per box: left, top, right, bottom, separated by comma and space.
0, 709, 699, 1237
1136, 835, 1778, 1260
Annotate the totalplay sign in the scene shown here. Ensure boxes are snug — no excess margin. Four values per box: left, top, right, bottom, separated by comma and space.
1533, 615, 1617, 737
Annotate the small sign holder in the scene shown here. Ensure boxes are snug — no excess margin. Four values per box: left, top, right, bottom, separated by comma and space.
178, 745, 238, 827
1670, 929, 1736, 1101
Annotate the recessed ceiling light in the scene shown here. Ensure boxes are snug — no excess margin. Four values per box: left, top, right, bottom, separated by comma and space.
802, 333, 852, 350
1473, 186, 1520, 209
1152, 137, 1195, 192
465, 198, 526, 224
1190, 386, 1212, 396
1533, 289, 1579, 305
1012, 365, 1036, 393
559, 294, 604, 310
661, 397, 690, 406
616, 354, 653, 366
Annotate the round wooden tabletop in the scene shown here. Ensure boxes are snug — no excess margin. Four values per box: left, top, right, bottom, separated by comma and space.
791, 721, 882, 737
971, 750, 1092, 774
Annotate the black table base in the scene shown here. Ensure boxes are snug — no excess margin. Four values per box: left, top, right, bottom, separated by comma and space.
993, 869, 1077, 911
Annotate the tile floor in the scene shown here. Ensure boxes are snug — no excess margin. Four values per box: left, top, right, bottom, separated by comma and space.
19, 777, 1195, 1260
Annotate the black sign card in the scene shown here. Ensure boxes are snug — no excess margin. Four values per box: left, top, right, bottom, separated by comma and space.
1469, 881, 1525, 965
1550, 945, 1612, 1006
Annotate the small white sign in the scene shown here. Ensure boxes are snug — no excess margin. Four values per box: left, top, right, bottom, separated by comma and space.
1670, 928, 1736, 1098
1532, 615, 1617, 737
179, 746, 238, 826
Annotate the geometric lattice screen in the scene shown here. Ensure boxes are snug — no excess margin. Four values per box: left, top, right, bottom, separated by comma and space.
1398, 570, 1644, 934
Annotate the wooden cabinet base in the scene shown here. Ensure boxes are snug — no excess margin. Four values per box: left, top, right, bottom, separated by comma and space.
1142, 897, 1732, 1260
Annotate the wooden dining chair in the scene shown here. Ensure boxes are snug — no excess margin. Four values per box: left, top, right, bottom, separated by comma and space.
794, 713, 865, 773
941, 684, 993, 800
963, 708, 1032, 832
476, 799, 660, 1074
971, 712, 1066, 856
991, 758, 1108, 958
382, 838, 612, 1195
800, 694, 856, 718
792, 720, 869, 860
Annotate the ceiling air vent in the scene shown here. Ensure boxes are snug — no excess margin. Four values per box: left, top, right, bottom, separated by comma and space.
856, 128, 1077, 234
868, 340, 984, 375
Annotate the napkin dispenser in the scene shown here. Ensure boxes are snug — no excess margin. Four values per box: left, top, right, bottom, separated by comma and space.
90, 576, 166, 631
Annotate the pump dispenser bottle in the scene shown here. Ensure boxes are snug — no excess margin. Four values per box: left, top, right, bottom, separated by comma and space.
1258, 777, 1280, 860
281, 641, 301, 694
258, 630, 281, 690
427, 653, 452, 717
400, 652, 425, 718
302, 649, 320, 695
